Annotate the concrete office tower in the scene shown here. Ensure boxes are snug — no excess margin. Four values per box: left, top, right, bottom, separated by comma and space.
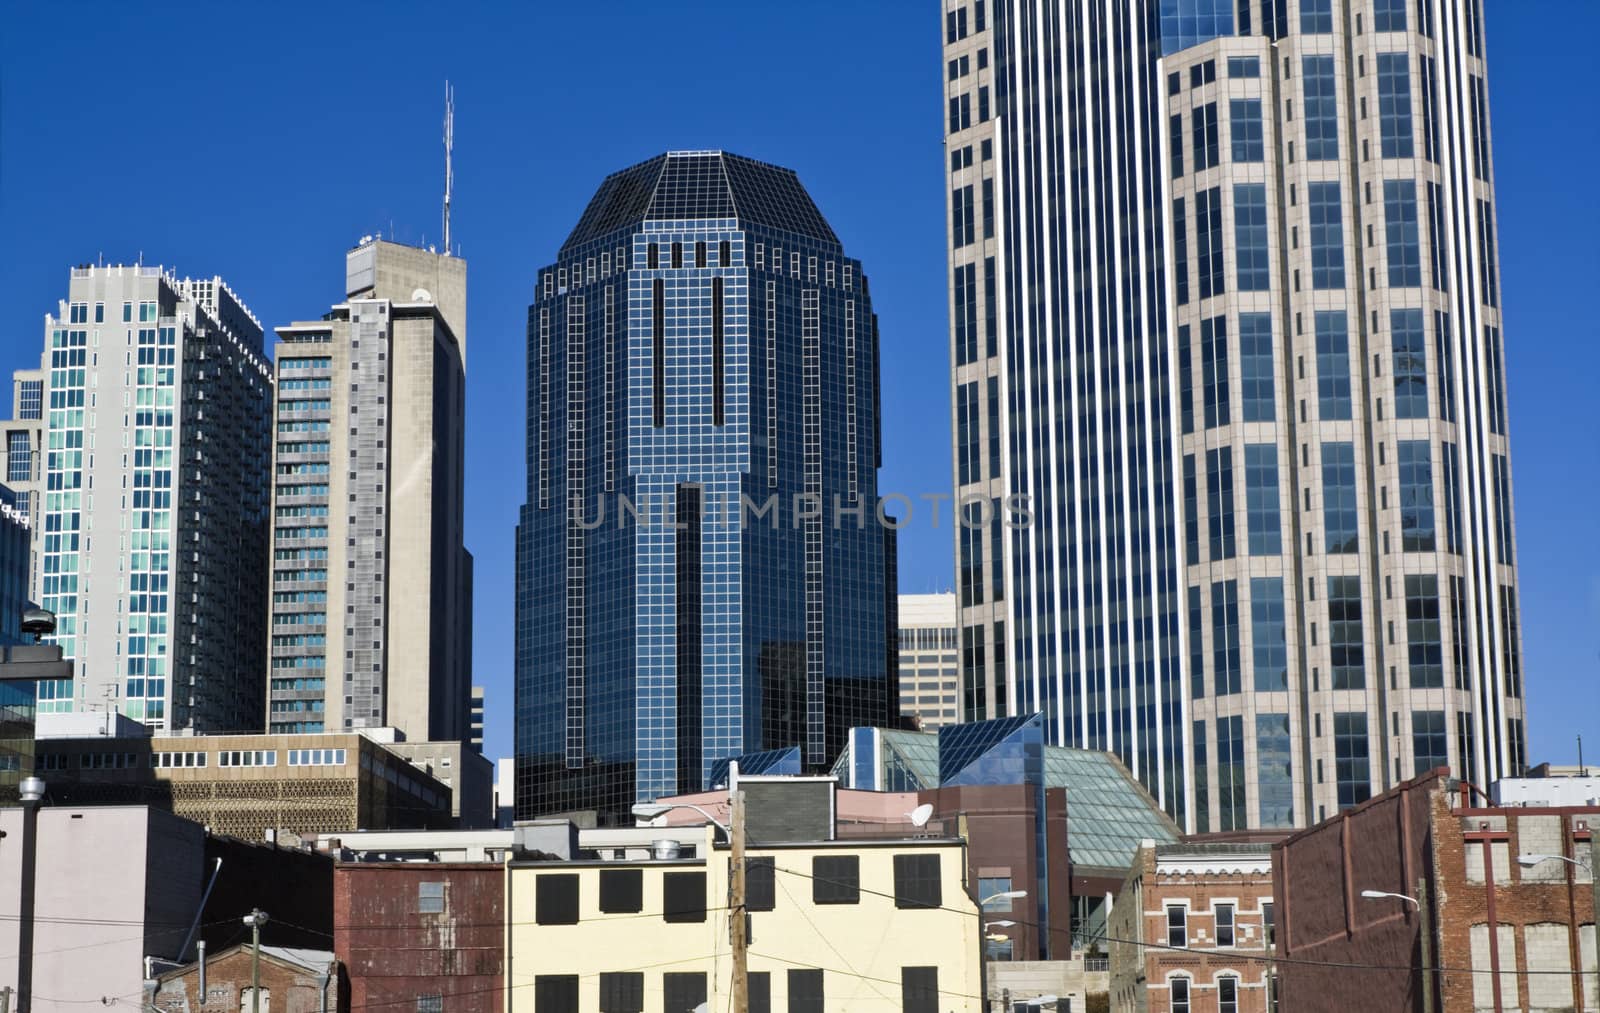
943, 0, 1525, 830
267, 239, 472, 744
897, 593, 961, 731
944, 1, 1187, 820
516, 151, 897, 820
21, 265, 272, 731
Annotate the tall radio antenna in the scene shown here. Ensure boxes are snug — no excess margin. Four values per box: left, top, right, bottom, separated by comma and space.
442, 81, 455, 257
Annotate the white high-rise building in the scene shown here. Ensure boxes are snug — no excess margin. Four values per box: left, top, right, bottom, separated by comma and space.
897, 593, 960, 731
24, 265, 272, 730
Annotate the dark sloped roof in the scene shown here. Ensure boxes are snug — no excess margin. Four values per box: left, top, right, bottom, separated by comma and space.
562, 150, 838, 251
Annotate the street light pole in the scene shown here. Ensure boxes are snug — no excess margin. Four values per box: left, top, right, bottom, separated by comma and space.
243, 909, 269, 1013
14, 776, 44, 1013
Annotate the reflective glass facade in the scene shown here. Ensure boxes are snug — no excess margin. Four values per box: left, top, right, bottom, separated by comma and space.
949, 0, 1525, 830
516, 152, 895, 821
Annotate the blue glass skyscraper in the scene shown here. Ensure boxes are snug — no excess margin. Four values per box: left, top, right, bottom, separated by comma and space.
516, 151, 897, 820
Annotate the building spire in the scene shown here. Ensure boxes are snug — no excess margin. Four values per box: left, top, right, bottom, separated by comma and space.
442, 81, 454, 257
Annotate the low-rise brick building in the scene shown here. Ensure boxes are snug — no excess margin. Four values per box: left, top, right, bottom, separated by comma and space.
1110, 842, 1278, 1013
149, 944, 339, 1013
1274, 769, 1598, 1013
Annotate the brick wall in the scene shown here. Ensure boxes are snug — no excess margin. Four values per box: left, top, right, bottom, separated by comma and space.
151, 946, 337, 1013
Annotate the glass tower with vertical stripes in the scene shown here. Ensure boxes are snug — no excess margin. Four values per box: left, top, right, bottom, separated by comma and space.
516, 151, 897, 821
944, 0, 1524, 830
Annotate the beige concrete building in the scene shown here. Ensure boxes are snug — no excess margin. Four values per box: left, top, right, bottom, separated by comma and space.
898, 592, 961, 730
507, 825, 981, 1012
31, 725, 453, 839
268, 238, 473, 745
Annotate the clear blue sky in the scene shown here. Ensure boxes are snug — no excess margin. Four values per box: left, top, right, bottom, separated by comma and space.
2, 4, 1594, 770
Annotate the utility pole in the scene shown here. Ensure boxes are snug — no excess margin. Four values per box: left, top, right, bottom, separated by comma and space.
243, 909, 269, 1013
1417, 876, 1434, 1013
2, 984, 12, 1013
730, 789, 749, 1013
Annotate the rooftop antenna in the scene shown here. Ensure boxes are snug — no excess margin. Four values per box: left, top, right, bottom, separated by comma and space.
442, 80, 454, 257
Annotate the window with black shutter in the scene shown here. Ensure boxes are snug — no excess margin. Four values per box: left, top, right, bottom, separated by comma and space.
902, 967, 939, 1013
535, 873, 579, 925
663, 972, 706, 1013
663, 871, 707, 923
787, 968, 824, 1013
599, 868, 643, 913
695, 240, 707, 268
719, 240, 731, 267
648, 243, 659, 269
744, 856, 776, 912
534, 975, 578, 1013
812, 855, 859, 904
749, 971, 772, 1013
893, 854, 942, 909
671, 242, 683, 269
598, 972, 643, 1013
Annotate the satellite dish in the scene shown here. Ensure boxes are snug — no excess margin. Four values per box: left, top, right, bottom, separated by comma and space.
411, 287, 433, 303
908, 803, 934, 828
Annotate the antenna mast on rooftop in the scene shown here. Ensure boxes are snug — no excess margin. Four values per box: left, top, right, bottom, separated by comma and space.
442, 81, 455, 257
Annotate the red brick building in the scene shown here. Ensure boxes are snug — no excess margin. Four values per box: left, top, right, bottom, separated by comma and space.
149, 944, 339, 1013
334, 862, 504, 1012
1274, 769, 1598, 1013
1109, 842, 1279, 1013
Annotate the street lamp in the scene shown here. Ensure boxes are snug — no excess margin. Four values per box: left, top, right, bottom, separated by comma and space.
243, 909, 270, 1013
632, 796, 749, 1013
986, 920, 1016, 930
981, 889, 1027, 908
1517, 853, 1590, 870
1360, 889, 1419, 909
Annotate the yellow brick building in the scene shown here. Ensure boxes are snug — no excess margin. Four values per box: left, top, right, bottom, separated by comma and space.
506, 828, 982, 1012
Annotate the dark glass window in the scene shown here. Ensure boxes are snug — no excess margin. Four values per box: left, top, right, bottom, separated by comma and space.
1188, 585, 1205, 700
1220, 975, 1240, 1013
1377, 54, 1414, 158
952, 185, 975, 248
788, 969, 824, 1013
1238, 313, 1274, 421
1315, 311, 1351, 419
1301, 0, 1332, 32
1183, 454, 1199, 563
1233, 183, 1269, 290
599, 972, 644, 1013
1492, 454, 1513, 564
534, 975, 579, 1013
719, 239, 731, 266
1172, 976, 1191, 1013
1470, 76, 1491, 181
1477, 198, 1498, 307
1244, 444, 1281, 556
1412, 710, 1448, 775
535, 873, 579, 925
712, 276, 725, 425
1328, 576, 1365, 689
1397, 440, 1436, 551
1230, 99, 1263, 162
663, 973, 706, 1013
1251, 577, 1288, 691
902, 967, 939, 1013
1201, 315, 1229, 428
1302, 55, 1339, 158
1434, 309, 1455, 422
953, 264, 977, 365
1420, 56, 1440, 162
1308, 182, 1345, 288
1212, 579, 1241, 695
1170, 113, 1185, 179
1227, 56, 1260, 78
893, 854, 942, 909
1391, 309, 1428, 418
1217, 715, 1246, 831
1207, 447, 1236, 561
1335, 713, 1372, 808
812, 855, 859, 904
745, 856, 776, 912
652, 278, 665, 427
1216, 902, 1236, 946
1167, 905, 1187, 947
1179, 324, 1194, 434
1196, 187, 1225, 299
1384, 180, 1422, 287
599, 868, 642, 913
1406, 575, 1444, 688
694, 240, 707, 268
1375, 0, 1407, 30
663, 871, 707, 923
1322, 441, 1359, 553
1173, 197, 1190, 305
1192, 102, 1219, 172
670, 241, 683, 269
1193, 720, 1210, 833
647, 243, 659, 269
